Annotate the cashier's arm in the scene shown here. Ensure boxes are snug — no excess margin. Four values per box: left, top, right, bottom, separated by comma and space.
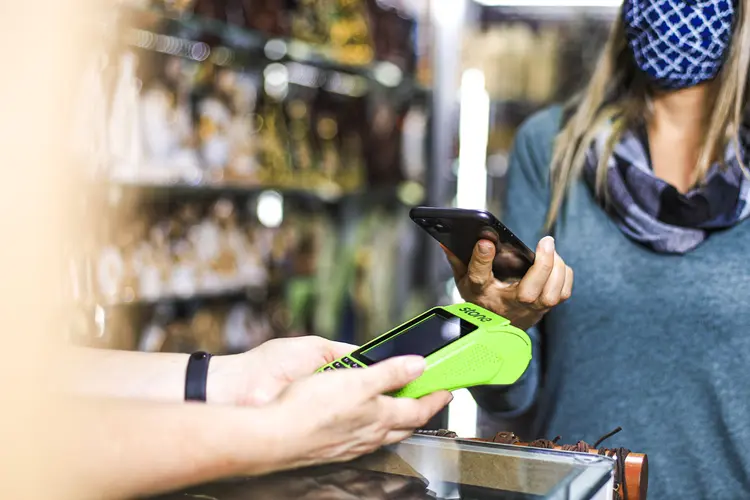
66, 336, 362, 406
67, 347, 192, 403
62, 357, 451, 500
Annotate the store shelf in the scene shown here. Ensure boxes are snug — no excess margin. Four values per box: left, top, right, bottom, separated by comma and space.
110, 179, 344, 201
106, 179, 423, 207
100, 283, 260, 308
124, 8, 428, 97
479, 3, 620, 22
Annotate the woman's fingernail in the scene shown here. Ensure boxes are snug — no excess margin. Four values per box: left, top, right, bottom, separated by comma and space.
406, 357, 426, 377
478, 241, 492, 255
542, 237, 555, 253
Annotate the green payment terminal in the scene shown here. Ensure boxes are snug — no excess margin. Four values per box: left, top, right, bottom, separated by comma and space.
317, 303, 531, 399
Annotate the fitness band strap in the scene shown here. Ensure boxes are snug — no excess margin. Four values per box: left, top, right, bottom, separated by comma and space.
185, 351, 212, 402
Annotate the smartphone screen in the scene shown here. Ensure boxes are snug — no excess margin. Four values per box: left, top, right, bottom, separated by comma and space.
410, 207, 535, 282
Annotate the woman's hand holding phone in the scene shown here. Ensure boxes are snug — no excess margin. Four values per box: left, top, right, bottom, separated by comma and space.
443, 236, 573, 331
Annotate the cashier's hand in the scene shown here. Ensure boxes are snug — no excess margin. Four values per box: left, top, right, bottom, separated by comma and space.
207, 336, 357, 406
271, 355, 452, 470
444, 236, 573, 331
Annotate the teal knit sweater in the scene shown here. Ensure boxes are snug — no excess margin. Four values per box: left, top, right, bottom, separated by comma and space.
471, 106, 750, 499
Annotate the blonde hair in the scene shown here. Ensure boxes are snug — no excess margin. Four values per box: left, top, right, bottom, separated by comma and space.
545, 2, 750, 231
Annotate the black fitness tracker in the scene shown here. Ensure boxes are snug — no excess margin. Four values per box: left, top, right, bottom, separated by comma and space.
185, 351, 212, 402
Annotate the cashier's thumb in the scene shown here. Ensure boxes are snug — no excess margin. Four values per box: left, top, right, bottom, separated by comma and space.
365, 356, 426, 395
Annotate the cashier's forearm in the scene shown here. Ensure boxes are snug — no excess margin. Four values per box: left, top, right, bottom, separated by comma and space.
66, 347, 190, 403
63, 398, 286, 500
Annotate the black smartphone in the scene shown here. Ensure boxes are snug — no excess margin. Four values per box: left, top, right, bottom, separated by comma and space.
410, 206, 535, 281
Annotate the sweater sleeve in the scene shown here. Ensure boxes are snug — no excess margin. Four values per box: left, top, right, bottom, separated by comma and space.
468, 106, 561, 418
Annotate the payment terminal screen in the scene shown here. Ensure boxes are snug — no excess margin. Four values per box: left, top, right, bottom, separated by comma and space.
359, 314, 476, 363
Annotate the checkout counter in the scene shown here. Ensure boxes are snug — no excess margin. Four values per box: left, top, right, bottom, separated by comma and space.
151, 434, 618, 500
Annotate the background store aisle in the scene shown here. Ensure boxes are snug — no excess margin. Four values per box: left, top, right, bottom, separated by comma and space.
66, 0, 618, 438
67, 0, 439, 357
449, 1, 617, 438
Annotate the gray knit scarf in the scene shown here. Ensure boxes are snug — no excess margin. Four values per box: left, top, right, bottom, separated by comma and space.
582, 124, 750, 254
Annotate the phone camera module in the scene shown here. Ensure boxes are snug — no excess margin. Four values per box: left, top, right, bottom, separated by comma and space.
434, 222, 451, 233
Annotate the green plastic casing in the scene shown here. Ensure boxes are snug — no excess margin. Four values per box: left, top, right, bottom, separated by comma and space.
316, 303, 531, 399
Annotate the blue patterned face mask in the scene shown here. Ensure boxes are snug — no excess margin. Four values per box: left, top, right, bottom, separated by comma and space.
623, 0, 736, 90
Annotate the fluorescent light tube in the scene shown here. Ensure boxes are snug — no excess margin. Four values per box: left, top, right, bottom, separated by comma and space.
456, 69, 490, 211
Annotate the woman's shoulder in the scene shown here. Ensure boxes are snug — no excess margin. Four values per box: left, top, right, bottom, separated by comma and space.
507, 105, 564, 188
513, 105, 564, 161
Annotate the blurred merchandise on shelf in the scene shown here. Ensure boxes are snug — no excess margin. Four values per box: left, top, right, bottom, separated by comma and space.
364, 0, 414, 75
400, 103, 428, 183
461, 10, 613, 218
139, 0, 421, 73
94, 197, 269, 305
95, 45, 429, 196
462, 16, 611, 112
81, 297, 285, 355
109, 51, 144, 180
349, 208, 410, 344
70, 193, 424, 353
281, 205, 424, 346
367, 94, 409, 186
134, 299, 283, 354
72, 52, 111, 177
67, 1, 434, 355
462, 24, 556, 105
